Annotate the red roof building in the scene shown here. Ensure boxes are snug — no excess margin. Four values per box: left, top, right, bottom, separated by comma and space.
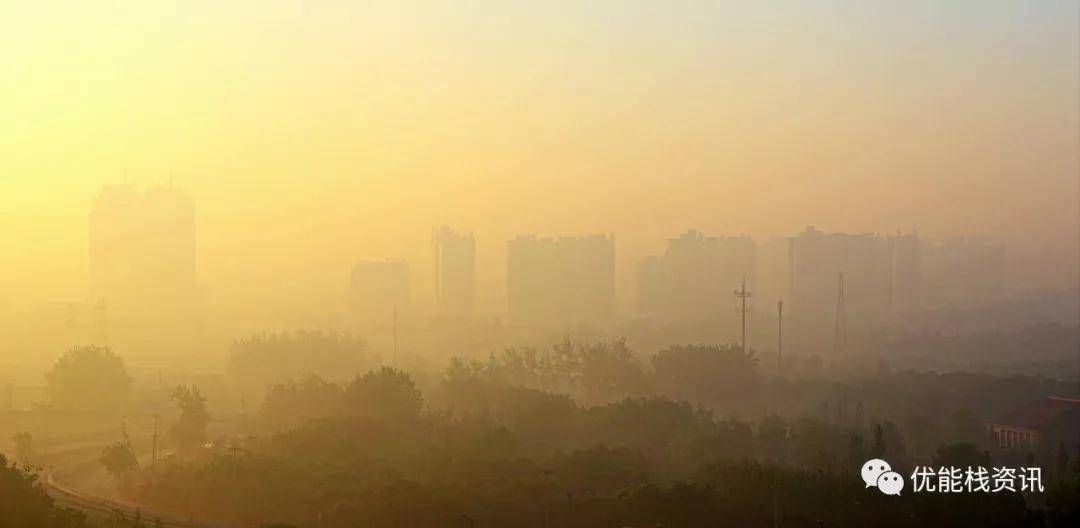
987, 396, 1080, 453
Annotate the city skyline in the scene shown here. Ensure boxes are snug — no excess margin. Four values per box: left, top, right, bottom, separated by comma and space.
74, 184, 1016, 324
1, 1, 1077, 320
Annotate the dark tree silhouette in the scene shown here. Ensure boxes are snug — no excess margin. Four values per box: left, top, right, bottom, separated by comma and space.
100, 439, 138, 487
169, 385, 210, 455
344, 367, 422, 421
13, 432, 33, 465
45, 345, 131, 411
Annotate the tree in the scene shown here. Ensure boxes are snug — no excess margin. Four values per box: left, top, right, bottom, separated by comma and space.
651, 344, 758, 410
755, 414, 788, 464
13, 432, 33, 465
170, 385, 210, 455
576, 340, 650, 405
932, 443, 990, 468
879, 421, 908, 465
945, 408, 983, 445
259, 375, 345, 431
228, 331, 369, 388
100, 440, 138, 487
45, 345, 131, 411
871, 423, 886, 458
0, 453, 54, 527
343, 367, 422, 421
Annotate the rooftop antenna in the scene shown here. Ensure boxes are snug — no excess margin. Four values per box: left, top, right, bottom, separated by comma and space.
734, 277, 752, 352
833, 272, 847, 354
393, 306, 399, 367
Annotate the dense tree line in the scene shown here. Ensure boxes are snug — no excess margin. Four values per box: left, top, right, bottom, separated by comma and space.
125, 353, 1080, 527
32, 338, 1079, 527
227, 331, 372, 398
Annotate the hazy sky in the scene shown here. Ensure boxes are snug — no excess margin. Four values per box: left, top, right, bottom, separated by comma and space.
1, 0, 1077, 320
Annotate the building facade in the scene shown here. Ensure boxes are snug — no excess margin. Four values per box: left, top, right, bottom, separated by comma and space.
433, 226, 476, 317
636, 229, 756, 323
507, 234, 615, 325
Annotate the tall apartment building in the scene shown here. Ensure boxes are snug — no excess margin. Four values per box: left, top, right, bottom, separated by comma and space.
507, 234, 615, 325
756, 236, 793, 311
889, 231, 922, 311
636, 229, 756, 323
432, 226, 476, 317
788, 227, 894, 320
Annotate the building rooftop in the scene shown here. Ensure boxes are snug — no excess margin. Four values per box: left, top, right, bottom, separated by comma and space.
990, 396, 1080, 431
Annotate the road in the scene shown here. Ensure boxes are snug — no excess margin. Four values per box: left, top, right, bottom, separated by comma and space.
41, 441, 235, 528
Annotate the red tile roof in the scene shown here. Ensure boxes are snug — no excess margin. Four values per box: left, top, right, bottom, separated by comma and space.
991, 397, 1080, 431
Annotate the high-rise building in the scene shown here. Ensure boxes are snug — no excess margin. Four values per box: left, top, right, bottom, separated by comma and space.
889, 231, 921, 311
789, 227, 894, 320
507, 234, 615, 325
89, 184, 197, 320
432, 226, 476, 317
636, 229, 756, 323
349, 260, 411, 322
756, 236, 792, 310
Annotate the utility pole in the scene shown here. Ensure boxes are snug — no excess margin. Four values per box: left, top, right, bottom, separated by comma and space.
734, 277, 752, 352
392, 306, 399, 367
777, 299, 784, 374
834, 272, 847, 354
151, 414, 158, 475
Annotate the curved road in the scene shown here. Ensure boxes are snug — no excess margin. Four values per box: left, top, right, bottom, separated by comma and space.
42, 445, 235, 528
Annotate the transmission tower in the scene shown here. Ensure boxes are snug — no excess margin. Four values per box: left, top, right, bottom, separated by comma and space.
777, 299, 784, 374
833, 272, 847, 354
734, 277, 752, 351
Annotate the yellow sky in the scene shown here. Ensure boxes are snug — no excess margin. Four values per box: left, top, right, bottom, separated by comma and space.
1, 1, 1077, 320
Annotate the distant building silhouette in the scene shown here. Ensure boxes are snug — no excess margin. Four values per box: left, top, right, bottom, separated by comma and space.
432, 226, 476, 317
789, 227, 895, 320
349, 260, 411, 323
89, 184, 197, 320
636, 229, 756, 323
889, 230, 922, 311
756, 236, 792, 310
921, 237, 1004, 308
507, 234, 615, 325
